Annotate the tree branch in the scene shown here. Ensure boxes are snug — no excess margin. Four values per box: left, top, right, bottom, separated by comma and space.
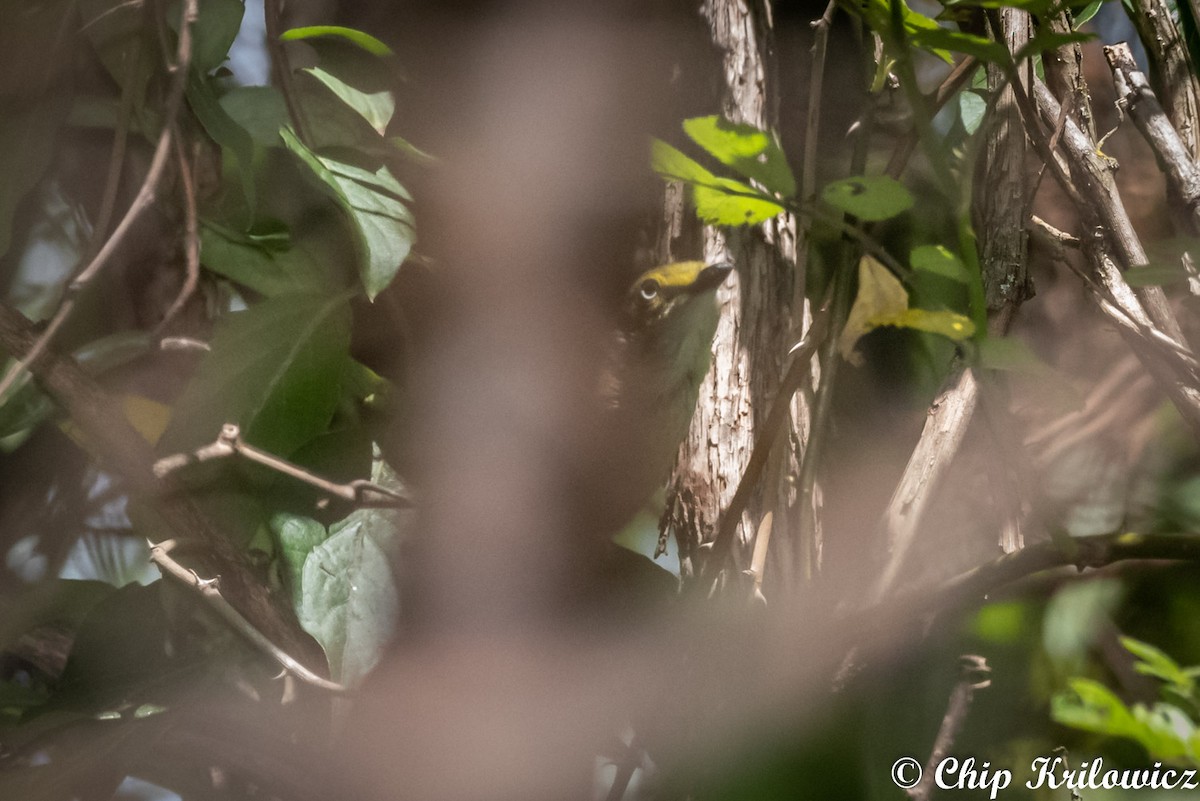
0, 0, 198, 402
909, 656, 991, 801
1104, 42, 1200, 232
149, 539, 345, 693
0, 300, 316, 667
155, 423, 414, 509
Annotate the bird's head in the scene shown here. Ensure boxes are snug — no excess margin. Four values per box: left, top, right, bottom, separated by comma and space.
621, 260, 733, 338
616, 260, 732, 404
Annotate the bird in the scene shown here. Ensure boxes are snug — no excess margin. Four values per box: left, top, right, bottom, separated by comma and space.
595, 259, 733, 531
561, 259, 733, 609
373, 259, 733, 605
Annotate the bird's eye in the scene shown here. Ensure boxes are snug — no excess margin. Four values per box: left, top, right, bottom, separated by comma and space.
639, 279, 659, 301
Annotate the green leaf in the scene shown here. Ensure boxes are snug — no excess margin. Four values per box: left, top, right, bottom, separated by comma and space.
693, 179, 786, 226
160, 292, 353, 456
280, 128, 415, 299
959, 89, 987, 136
1074, 0, 1104, 25
971, 601, 1027, 644
821, 175, 913, 221
59, 583, 173, 704
908, 27, 1008, 63
304, 66, 394, 135
1043, 579, 1123, 670
388, 135, 437, 165
1053, 678, 1140, 737
0, 99, 68, 260
272, 513, 328, 607
682, 116, 796, 197
78, 0, 156, 106
198, 220, 341, 296
294, 73, 387, 151
652, 140, 784, 225
280, 25, 393, 56
294, 506, 402, 686
1124, 265, 1189, 286
186, 72, 256, 210
1014, 29, 1096, 63
219, 86, 290, 147
856, 0, 950, 61
976, 337, 1049, 372
911, 244, 971, 284
1121, 637, 1194, 694
652, 138, 722, 186
170, 0, 242, 74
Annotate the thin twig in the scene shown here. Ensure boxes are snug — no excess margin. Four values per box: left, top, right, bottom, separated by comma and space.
909, 656, 992, 801
156, 133, 200, 332
160, 335, 210, 352
1124, 0, 1200, 158
1024, 81, 1200, 439
794, 0, 837, 325
0, 299, 315, 664
263, 0, 311, 145
148, 539, 346, 694
746, 512, 773, 605
0, 0, 198, 402
154, 423, 415, 508
1104, 42, 1200, 231
884, 56, 978, 179
89, 51, 138, 255
1028, 79, 1189, 347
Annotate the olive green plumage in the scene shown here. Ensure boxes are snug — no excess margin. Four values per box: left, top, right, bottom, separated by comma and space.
596, 260, 732, 531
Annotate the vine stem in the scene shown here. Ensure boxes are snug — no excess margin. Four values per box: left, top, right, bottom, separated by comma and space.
0, 0, 198, 402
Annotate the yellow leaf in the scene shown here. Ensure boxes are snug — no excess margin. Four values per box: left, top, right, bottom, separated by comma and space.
120, 394, 172, 446
838, 255, 909, 365
60, 394, 172, 453
870, 308, 975, 341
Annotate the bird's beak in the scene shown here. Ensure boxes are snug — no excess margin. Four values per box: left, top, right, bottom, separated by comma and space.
691, 261, 733, 293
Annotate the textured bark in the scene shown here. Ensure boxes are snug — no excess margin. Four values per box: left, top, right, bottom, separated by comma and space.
1125, 0, 1200, 158
976, 8, 1032, 310
1105, 42, 1200, 232
662, 1, 811, 587
1042, 9, 1096, 141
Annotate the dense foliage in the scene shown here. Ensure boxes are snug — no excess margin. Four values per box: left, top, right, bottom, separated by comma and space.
4, 1, 1200, 800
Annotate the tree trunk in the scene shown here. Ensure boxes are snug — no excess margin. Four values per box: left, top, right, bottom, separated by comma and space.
662, 0, 813, 590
